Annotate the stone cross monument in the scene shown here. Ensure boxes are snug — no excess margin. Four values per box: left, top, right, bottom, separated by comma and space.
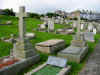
13, 6, 38, 60
76, 11, 81, 40
16, 6, 27, 41
71, 11, 86, 47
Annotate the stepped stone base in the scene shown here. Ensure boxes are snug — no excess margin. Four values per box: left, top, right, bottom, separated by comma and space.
13, 38, 37, 60
58, 46, 88, 63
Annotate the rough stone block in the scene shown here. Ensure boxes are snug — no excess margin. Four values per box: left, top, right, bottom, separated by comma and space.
35, 39, 66, 54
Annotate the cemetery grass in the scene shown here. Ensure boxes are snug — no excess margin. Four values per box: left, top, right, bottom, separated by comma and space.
0, 15, 100, 75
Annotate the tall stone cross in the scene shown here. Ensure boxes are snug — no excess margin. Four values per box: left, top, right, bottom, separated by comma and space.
76, 11, 81, 40
16, 6, 28, 41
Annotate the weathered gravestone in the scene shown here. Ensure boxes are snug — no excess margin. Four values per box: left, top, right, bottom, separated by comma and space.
88, 23, 93, 32
13, 6, 39, 59
55, 19, 59, 24
84, 32, 95, 42
93, 28, 96, 34
48, 19, 54, 32
58, 12, 88, 63
81, 23, 84, 30
39, 23, 46, 31
60, 18, 64, 24
96, 24, 100, 33
35, 39, 66, 54
25, 33, 35, 39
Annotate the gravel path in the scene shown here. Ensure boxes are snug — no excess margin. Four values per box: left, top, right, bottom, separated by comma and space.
80, 43, 100, 75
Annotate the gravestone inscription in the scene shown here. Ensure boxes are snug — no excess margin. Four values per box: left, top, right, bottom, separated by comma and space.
46, 56, 67, 68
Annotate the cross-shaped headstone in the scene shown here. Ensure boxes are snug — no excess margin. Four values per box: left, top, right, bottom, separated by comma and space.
16, 6, 28, 41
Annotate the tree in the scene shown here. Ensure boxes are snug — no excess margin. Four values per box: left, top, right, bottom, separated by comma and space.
46, 12, 59, 18
3, 8, 15, 16
28, 13, 40, 19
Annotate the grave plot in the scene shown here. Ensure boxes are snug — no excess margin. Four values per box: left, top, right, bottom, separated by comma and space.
33, 65, 61, 75
35, 39, 66, 54
29, 56, 71, 75
58, 11, 88, 63
0, 6, 39, 75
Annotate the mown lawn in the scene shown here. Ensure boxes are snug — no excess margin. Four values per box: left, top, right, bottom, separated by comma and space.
0, 15, 100, 75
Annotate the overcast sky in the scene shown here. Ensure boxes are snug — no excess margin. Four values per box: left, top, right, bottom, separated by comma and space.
0, 0, 100, 13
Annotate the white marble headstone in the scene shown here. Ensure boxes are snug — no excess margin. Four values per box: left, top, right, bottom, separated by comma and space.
88, 23, 93, 32
40, 24, 46, 29
48, 19, 54, 31
81, 24, 84, 30
93, 28, 96, 34
46, 56, 67, 68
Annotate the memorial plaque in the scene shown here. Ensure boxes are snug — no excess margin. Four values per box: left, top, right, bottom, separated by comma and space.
46, 56, 67, 68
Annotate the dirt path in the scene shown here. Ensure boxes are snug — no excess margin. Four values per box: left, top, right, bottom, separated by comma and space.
80, 43, 100, 75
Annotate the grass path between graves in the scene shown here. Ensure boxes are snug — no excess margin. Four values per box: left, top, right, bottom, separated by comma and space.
0, 15, 100, 75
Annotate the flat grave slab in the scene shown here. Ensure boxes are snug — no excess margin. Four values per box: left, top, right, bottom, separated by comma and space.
58, 46, 88, 63
35, 39, 66, 54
